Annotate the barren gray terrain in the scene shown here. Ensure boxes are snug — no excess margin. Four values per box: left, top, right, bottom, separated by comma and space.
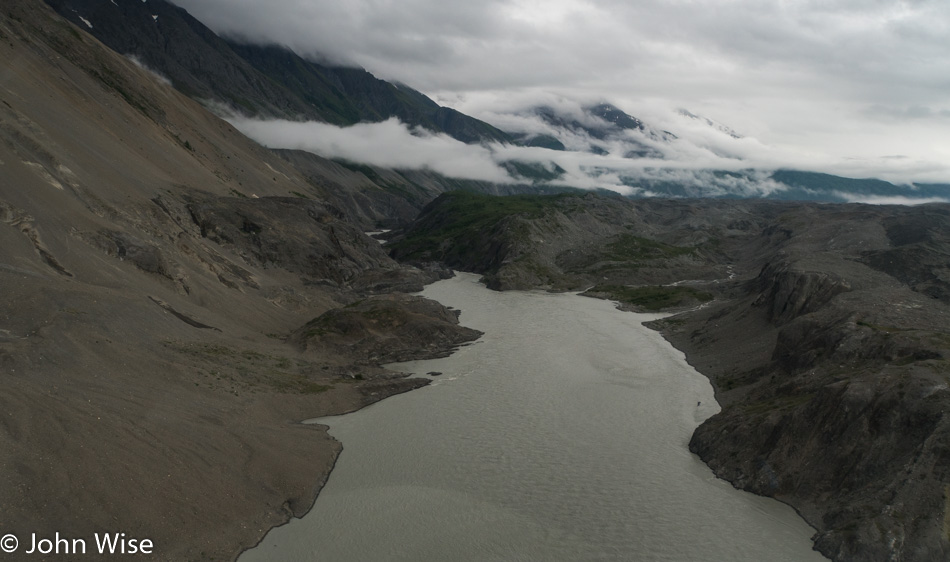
0, 3, 478, 560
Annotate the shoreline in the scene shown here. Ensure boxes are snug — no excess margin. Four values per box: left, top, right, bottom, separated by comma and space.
232, 376, 431, 562
475, 275, 829, 555
231, 272, 825, 561
231, 290, 481, 561
642, 320, 828, 555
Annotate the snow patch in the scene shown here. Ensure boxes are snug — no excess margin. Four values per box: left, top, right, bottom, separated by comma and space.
77, 15, 93, 28
152, 15, 158, 22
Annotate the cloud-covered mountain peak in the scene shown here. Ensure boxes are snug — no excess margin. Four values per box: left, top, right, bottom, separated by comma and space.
677, 109, 742, 139
533, 103, 650, 140
587, 103, 644, 132
498, 102, 671, 159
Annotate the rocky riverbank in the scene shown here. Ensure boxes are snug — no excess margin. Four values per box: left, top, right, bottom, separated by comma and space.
391, 191, 950, 561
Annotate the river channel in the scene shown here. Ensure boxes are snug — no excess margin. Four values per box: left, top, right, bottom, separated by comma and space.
240, 273, 825, 561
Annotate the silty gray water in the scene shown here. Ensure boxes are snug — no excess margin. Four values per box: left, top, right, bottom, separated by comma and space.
241, 273, 826, 561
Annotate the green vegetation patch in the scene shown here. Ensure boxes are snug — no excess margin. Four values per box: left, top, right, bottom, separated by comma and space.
586, 284, 713, 311
502, 160, 566, 182
392, 191, 579, 263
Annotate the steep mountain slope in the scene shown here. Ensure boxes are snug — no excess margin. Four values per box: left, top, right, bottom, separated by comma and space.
391, 192, 950, 561
227, 42, 513, 143
678, 108, 743, 139
0, 2, 479, 560
44, 0, 512, 143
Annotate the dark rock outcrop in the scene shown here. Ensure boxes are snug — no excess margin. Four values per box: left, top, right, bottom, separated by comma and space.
752, 260, 852, 326
186, 195, 393, 285
293, 293, 482, 365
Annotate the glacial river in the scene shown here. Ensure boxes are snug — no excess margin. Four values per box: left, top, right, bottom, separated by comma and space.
241, 273, 826, 561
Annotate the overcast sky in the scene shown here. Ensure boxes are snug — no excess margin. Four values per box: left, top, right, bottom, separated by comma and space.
172, 0, 950, 186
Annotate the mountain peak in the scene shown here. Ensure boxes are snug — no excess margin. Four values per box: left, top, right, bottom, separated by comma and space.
586, 102, 645, 131
677, 108, 742, 139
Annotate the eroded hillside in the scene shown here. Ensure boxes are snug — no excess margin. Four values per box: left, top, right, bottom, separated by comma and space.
0, 2, 479, 560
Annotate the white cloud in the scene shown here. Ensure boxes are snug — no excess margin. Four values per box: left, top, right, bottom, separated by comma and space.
445, 92, 950, 186
228, 117, 514, 183
836, 194, 950, 206
227, 106, 950, 201
169, 0, 950, 185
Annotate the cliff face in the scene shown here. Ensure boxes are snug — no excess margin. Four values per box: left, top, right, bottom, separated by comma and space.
393, 192, 950, 560
652, 213, 950, 561
753, 261, 853, 326
680, 257, 950, 561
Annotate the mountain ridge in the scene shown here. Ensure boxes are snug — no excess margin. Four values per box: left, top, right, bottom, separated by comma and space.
44, 0, 513, 144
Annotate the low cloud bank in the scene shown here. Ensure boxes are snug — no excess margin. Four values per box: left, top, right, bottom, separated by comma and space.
229, 106, 950, 202
229, 117, 514, 183
836, 194, 950, 206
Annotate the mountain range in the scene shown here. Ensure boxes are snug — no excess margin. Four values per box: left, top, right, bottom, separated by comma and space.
44, 0, 950, 204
